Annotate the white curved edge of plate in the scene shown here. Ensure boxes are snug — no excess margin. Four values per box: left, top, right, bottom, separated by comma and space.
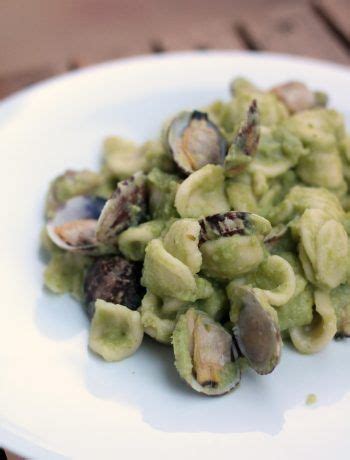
0, 420, 65, 459
0, 49, 349, 113
0, 49, 349, 458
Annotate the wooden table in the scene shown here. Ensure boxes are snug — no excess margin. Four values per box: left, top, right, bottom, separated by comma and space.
0, 0, 349, 101
1, 0, 349, 458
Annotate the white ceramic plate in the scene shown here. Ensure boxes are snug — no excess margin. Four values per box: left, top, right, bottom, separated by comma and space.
1, 51, 350, 459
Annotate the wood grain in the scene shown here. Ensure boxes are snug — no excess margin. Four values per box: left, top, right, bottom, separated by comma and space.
238, 1, 350, 63
0, 0, 245, 75
315, 0, 350, 43
0, 0, 349, 96
0, 67, 56, 99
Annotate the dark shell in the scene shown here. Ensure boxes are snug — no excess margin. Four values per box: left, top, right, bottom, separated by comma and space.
46, 195, 106, 252
167, 110, 227, 175
233, 289, 281, 375
224, 100, 259, 177
84, 255, 145, 319
96, 172, 147, 245
198, 210, 271, 244
335, 332, 350, 339
199, 211, 251, 244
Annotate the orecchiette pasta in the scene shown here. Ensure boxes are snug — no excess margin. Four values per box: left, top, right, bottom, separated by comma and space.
139, 291, 182, 344
163, 218, 202, 274
103, 136, 147, 179
147, 168, 180, 220
252, 255, 296, 306
315, 219, 348, 289
194, 283, 229, 322
226, 181, 257, 213
141, 238, 198, 301
42, 76, 350, 394
289, 289, 337, 354
175, 164, 230, 218
269, 185, 345, 224
297, 151, 344, 189
330, 283, 350, 337
200, 234, 264, 279
118, 220, 165, 261
277, 284, 313, 331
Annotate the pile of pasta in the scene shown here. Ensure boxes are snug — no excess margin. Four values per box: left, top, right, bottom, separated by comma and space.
42, 78, 350, 395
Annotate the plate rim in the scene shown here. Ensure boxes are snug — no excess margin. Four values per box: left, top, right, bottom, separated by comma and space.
1, 49, 350, 459
1, 49, 350, 110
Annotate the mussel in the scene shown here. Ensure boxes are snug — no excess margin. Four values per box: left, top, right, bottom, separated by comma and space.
167, 110, 227, 175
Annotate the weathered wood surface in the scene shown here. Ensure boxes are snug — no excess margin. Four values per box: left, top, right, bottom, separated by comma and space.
0, 0, 349, 100
315, 0, 350, 43
238, 1, 350, 63
1, 0, 350, 458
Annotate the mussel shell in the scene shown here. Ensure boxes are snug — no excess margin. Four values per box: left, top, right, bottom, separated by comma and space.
233, 289, 281, 375
84, 255, 145, 319
167, 110, 227, 175
46, 195, 106, 252
96, 172, 147, 245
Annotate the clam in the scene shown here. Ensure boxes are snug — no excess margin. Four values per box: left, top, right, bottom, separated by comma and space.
167, 110, 227, 175
224, 100, 260, 177
173, 308, 241, 396
46, 195, 106, 252
96, 172, 147, 245
84, 255, 145, 319
199, 211, 271, 244
232, 288, 281, 375
270, 81, 327, 113
45, 169, 104, 219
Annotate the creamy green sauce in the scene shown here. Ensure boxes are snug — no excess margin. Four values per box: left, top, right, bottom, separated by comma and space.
42, 77, 350, 390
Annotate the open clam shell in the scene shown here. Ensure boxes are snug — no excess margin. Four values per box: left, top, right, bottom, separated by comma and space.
46, 195, 106, 252
96, 172, 147, 245
173, 308, 241, 396
167, 110, 227, 175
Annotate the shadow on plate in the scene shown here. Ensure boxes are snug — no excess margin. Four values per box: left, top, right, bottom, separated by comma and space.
32, 83, 350, 435
83, 335, 350, 435
34, 289, 88, 341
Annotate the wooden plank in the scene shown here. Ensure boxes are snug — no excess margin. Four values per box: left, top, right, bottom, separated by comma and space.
0, 0, 244, 77
0, 0, 151, 74
143, 0, 244, 50
315, 0, 350, 43
239, 1, 350, 64
0, 67, 56, 100
156, 18, 243, 51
